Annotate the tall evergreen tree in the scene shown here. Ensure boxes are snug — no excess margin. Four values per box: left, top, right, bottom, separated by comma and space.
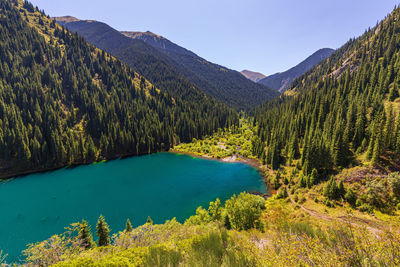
96, 215, 110, 247
78, 220, 95, 250
125, 219, 133, 232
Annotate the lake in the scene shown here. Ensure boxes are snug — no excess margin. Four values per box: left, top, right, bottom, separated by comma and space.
0, 152, 266, 263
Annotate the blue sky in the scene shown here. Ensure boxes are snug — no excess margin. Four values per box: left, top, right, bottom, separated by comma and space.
31, 0, 399, 75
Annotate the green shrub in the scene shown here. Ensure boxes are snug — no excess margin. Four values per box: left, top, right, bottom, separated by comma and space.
185, 207, 212, 225
388, 172, 400, 198
345, 188, 357, 207
225, 193, 265, 231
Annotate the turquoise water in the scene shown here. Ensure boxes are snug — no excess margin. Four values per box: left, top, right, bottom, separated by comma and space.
0, 152, 266, 263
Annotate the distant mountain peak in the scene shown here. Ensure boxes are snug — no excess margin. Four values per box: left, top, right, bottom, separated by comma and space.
122, 31, 164, 39
54, 16, 80, 23
121, 30, 198, 58
259, 48, 335, 92
240, 70, 266, 83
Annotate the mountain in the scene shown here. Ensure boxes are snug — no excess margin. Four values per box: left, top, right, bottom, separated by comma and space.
240, 70, 266, 83
55, 18, 221, 104
0, 0, 237, 178
254, 6, 400, 178
121, 31, 197, 57
56, 18, 277, 110
121, 30, 278, 109
258, 48, 335, 92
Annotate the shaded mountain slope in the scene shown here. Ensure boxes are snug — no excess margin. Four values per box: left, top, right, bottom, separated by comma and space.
57, 18, 278, 110
122, 30, 278, 109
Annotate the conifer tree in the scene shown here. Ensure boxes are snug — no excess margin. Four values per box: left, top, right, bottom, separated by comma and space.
308, 168, 318, 188
372, 136, 381, 164
224, 215, 231, 230
96, 215, 110, 246
338, 180, 346, 198
125, 219, 133, 232
146, 216, 153, 225
298, 173, 307, 188
388, 84, 399, 101
324, 177, 339, 200
78, 220, 95, 250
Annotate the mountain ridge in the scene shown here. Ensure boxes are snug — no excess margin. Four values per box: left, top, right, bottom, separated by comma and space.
258, 48, 335, 92
118, 26, 279, 109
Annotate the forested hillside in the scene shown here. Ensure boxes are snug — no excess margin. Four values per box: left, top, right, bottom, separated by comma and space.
57, 19, 278, 110
254, 6, 400, 209
55, 19, 211, 104
0, 0, 238, 178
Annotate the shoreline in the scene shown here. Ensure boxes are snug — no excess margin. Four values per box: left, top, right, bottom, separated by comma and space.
0, 150, 163, 181
0, 150, 271, 196
169, 149, 270, 196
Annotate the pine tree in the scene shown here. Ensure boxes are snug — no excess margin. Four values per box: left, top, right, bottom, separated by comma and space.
298, 173, 307, 188
338, 180, 346, 198
288, 133, 300, 163
324, 177, 339, 200
345, 188, 357, 207
224, 215, 231, 230
308, 168, 318, 188
78, 220, 95, 250
352, 105, 366, 149
125, 219, 133, 232
96, 215, 110, 246
372, 136, 381, 164
271, 143, 280, 170
366, 136, 375, 160
388, 84, 399, 101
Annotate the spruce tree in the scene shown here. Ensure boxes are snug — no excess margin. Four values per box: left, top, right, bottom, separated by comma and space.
388, 86, 399, 101
125, 219, 133, 232
308, 168, 318, 188
78, 220, 95, 250
298, 173, 307, 188
324, 177, 338, 200
372, 137, 381, 164
338, 180, 346, 198
96, 215, 110, 246
366, 136, 375, 160
224, 215, 232, 230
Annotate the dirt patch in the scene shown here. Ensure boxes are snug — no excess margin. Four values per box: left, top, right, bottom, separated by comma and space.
339, 166, 387, 184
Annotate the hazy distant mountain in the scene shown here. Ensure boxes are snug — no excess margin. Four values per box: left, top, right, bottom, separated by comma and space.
240, 70, 266, 83
56, 18, 277, 109
258, 48, 335, 92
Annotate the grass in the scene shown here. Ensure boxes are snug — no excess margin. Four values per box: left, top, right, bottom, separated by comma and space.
174, 118, 256, 160
17, 194, 400, 266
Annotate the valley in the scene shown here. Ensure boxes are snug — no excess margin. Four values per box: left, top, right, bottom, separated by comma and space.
0, 0, 400, 266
